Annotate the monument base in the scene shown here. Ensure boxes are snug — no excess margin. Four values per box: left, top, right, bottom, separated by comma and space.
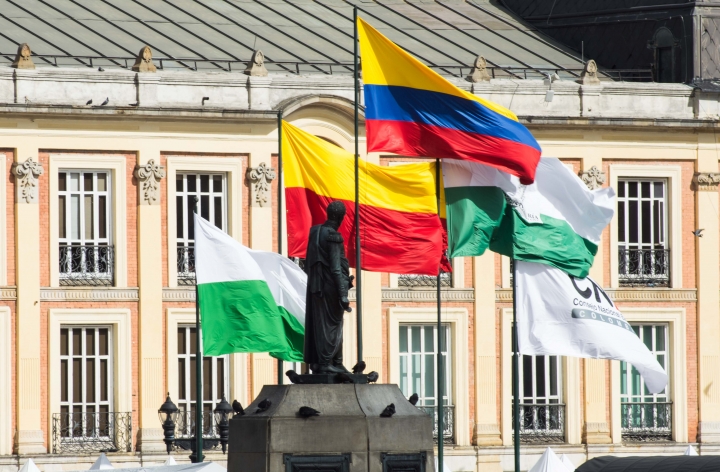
227, 384, 433, 472
295, 373, 368, 384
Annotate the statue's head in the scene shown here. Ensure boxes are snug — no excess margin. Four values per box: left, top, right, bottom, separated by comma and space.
326, 201, 346, 225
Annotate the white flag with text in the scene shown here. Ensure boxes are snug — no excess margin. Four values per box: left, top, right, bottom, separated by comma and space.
516, 260, 668, 393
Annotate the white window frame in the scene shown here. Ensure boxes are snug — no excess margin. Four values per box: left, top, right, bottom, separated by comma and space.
620, 324, 670, 402
609, 165, 682, 288
398, 324, 452, 407
518, 355, 563, 406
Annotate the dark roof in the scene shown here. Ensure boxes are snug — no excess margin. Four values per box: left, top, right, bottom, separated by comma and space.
576, 456, 720, 472
0, 0, 588, 78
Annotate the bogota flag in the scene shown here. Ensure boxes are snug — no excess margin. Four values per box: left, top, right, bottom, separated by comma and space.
282, 120, 449, 276
357, 18, 541, 184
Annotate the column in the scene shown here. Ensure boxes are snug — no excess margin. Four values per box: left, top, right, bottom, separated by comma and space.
13, 149, 46, 453
135, 152, 167, 452
247, 156, 277, 398
695, 134, 720, 443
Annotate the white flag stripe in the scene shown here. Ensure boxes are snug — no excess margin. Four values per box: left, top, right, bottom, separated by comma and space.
516, 261, 668, 394
248, 248, 307, 327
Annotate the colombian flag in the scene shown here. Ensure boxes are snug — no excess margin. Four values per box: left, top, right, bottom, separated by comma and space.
282, 121, 450, 276
358, 18, 541, 184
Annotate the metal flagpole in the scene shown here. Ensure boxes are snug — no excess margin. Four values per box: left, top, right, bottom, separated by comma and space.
277, 110, 284, 385
512, 259, 520, 472
353, 6, 363, 363
435, 159, 444, 472
192, 198, 204, 463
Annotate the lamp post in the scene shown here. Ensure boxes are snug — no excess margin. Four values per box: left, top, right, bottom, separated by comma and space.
158, 393, 179, 454
213, 396, 234, 454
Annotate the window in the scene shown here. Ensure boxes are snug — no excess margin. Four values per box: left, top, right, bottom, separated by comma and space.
617, 179, 669, 287
399, 324, 453, 443
54, 327, 130, 453
620, 324, 672, 441
176, 326, 229, 445
515, 355, 564, 443
176, 173, 226, 285
58, 171, 113, 286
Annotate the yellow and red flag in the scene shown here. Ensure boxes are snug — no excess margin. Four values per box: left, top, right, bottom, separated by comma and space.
282, 120, 450, 276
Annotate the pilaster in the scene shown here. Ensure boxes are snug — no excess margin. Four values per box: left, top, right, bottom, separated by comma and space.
135, 153, 166, 452
13, 150, 46, 454
473, 253, 501, 445
695, 133, 720, 443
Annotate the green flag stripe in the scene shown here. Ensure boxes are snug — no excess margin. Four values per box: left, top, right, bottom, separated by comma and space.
445, 186, 506, 258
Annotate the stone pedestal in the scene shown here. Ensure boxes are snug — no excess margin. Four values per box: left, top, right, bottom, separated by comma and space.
227, 384, 434, 472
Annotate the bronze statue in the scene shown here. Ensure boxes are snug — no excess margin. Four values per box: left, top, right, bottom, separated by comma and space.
303, 201, 354, 374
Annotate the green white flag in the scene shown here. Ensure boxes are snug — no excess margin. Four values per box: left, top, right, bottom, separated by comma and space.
443, 158, 615, 278
194, 214, 305, 361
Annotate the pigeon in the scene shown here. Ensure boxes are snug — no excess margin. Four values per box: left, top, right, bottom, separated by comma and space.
298, 406, 320, 418
98, 67, 105, 72
367, 371, 379, 384
352, 361, 366, 374
255, 398, 272, 414
380, 403, 396, 418
409, 393, 419, 406
86, 99, 92, 106
100, 97, 109, 106
286, 369, 303, 384
232, 399, 245, 416
692, 229, 704, 237
336, 372, 354, 384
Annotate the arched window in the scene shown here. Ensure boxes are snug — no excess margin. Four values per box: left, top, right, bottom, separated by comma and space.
648, 27, 679, 83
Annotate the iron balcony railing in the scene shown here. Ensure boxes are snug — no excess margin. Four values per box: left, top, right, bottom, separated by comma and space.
515, 403, 565, 444
59, 244, 114, 286
618, 248, 670, 287
174, 410, 222, 451
398, 272, 452, 288
52, 411, 132, 454
177, 245, 196, 286
418, 406, 454, 444
621, 402, 672, 442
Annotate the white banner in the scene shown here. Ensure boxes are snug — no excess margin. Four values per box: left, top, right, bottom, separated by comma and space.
516, 261, 668, 393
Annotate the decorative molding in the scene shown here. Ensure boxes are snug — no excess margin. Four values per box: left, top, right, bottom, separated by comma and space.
693, 172, 720, 191
246, 162, 276, 207
132, 45, 157, 73
496, 288, 696, 302
135, 159, 166, 204
579, 59, 601, 85
0, 287, 16, 300
12, 157, 44, 204
163, 287, 195, 301
468, 55, 491, 83
11, 43, 34, 70
245, 50, 268, 77
580, 165, 606, 190
348, 288, 474, 302
40, 287, 139, 301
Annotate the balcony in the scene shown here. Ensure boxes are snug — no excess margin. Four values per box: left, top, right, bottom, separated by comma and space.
621, 402, 672, 442
177, 245, 196, 286
516, 403, 565, 444
59, 245, 114, 286
398, 272, 451, 288
418, 405, 454, 444
52, 411, 132, 454
618, 248, 670, 287
174, 410, 223, 451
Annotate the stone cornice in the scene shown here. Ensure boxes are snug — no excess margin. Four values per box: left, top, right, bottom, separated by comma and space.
0, 287, 16, 300
40, 287, 139, 301
348, 288, 475, 303
163, 287, 195, 302
496, 288, 696, 302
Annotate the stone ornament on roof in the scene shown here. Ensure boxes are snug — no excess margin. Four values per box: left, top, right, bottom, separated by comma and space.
579, 59, 601, 85
245, 50, 268, 77
468, 55, 491, 83
246, 162, 276, 207
12, 43, 35, 70
132, 45, 157, 73
12, 157, 44, 204
135, 159, 166, 204
580, 165, 606, 190
693, 172, 720, 191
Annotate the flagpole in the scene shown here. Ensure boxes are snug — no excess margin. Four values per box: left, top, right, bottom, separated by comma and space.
192, 197, 204, 463
512, 259, 520, 472
435, 159, 444, 472
353, 5, 363, 363
277, 111, 284, 384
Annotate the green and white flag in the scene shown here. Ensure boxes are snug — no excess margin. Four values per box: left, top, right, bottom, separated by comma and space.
443, 158, 615, 278
194, 214, 305, 361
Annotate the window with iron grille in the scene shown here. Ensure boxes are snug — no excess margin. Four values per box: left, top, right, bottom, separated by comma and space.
399, 324, 454, 443
58, 171, 113, 286
617, 179, 669, 287
514, 355, 564, 443
176, 326, 229, 441
620, 324, 672, 441
176, 173, 226, 285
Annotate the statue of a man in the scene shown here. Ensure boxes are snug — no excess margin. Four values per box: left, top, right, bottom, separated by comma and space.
303, 201, 354, 374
